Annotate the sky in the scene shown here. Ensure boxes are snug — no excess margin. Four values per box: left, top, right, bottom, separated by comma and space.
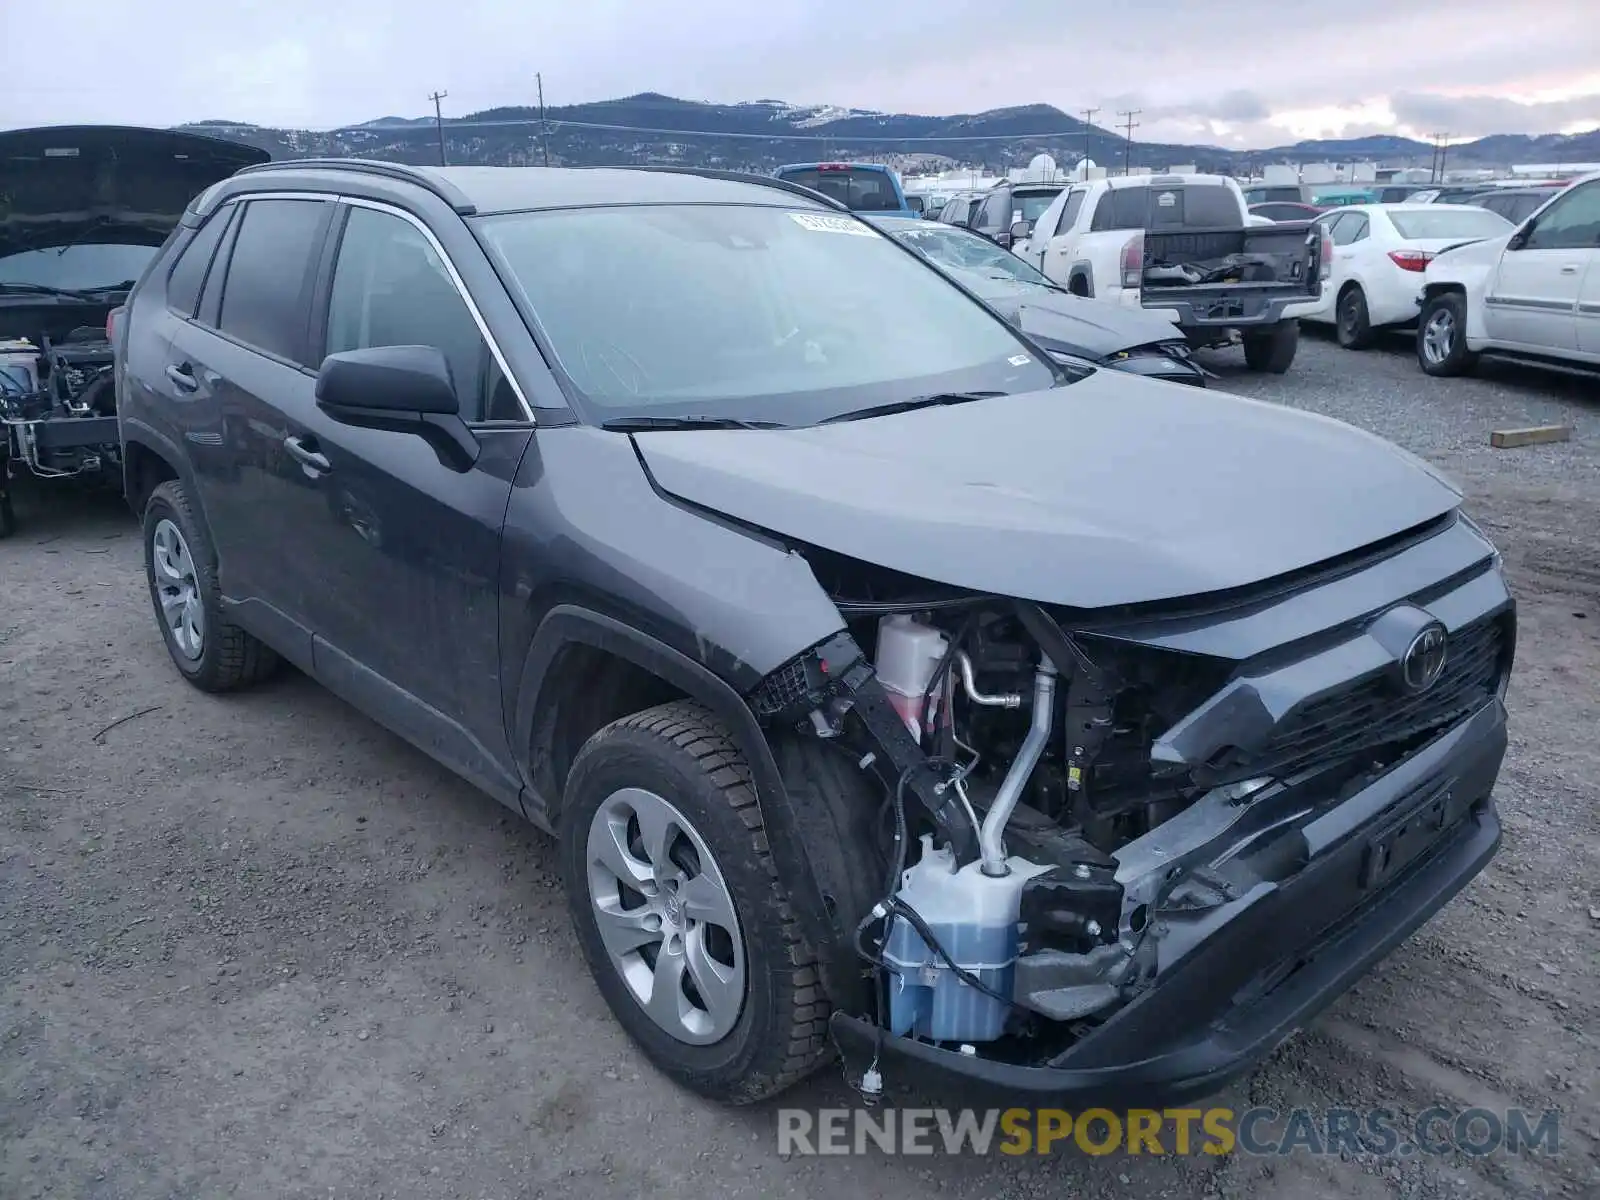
4, 0, 1599, 149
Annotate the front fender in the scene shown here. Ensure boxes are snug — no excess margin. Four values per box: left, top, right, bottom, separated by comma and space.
511, 603, 845, 999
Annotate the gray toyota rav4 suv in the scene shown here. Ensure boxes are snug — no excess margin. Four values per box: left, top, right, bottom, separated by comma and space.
116, 159, 1514, 1106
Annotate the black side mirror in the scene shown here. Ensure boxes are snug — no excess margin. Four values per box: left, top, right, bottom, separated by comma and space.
1507, 220, 1535, 251
315, 345, 479, 470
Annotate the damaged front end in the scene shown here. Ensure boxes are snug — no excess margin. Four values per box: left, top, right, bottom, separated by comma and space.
747, 512, 1513, 1103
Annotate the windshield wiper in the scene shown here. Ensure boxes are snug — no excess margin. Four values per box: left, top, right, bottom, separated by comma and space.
0, 281, 102, 301
600, 414, 785, 432
819, 391, 1004, 425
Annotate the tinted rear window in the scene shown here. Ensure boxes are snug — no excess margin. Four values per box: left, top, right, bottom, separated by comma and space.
1249, 187, 1303, 204
1388, 208, 1512, 240
165, 206, 234, 317
1094, 184, 1240, 231
776, 167, 900, 212
216, 198, 330, 363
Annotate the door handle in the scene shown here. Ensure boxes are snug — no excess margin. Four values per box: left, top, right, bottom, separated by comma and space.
283, 435, 331, 474
1559, 264, 1580, 274
165, 363, 199, 392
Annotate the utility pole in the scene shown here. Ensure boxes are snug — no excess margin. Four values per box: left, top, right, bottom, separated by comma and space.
1080, 107, 1100, 175
536, 73, 551, 167
1117, 109, 1141, 176
1435, 132, 1451, 183
428, 90, 449, 166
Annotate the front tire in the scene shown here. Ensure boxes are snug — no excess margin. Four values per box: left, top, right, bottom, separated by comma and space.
1417, 292, 1478, 377
142, 479, 279, 691
559, 700, 830, 1105
1242, 320, 1299, 373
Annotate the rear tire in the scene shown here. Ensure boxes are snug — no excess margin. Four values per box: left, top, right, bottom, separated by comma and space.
142, 479, 280, 692
1417, 292, 1478, 377
1242, 320, 1299, 373
1335, 285, 1374, 350
559, 700, 831, 1105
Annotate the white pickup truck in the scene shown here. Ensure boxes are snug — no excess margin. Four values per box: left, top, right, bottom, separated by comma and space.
1014, 174, 1328, 373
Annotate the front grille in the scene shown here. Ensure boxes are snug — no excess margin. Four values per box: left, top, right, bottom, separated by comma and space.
1246, 615, 1508, 778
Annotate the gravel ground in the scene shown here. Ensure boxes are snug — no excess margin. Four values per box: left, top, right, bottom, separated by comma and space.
2, 331, 1597, 1199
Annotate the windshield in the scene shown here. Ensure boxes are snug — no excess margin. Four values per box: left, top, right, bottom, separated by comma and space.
1015, 190, 1062, 223
882, 222, 1052, 296
1388, 208, 1512, 240
474, 204, 1059, 425
0, 243, 156, 291
775, 167, 901, 212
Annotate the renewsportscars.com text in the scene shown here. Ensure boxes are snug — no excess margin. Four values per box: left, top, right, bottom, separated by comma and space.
777, 1106, 1562, 1158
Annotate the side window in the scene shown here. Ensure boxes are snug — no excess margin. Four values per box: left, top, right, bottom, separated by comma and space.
1319, 213, 1349, 243
1525, 183, 1600, 249
216, 199, 331, 363
165, 205, 235, 318
325, 206, 498, 422
1056, 189, 1086, 235
975, 192, 1009, 232
1344, 216, 1371, 243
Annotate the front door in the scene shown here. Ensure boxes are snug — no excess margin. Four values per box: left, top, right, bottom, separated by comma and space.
287, 201, 533, 797
1482, 179, 1600, 351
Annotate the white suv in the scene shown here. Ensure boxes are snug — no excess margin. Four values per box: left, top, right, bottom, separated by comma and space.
1416, 171, 1600, 376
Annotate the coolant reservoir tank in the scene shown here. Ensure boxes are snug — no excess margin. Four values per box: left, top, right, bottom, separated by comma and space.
875, 614, 948, 741
883, 835, 1051, 1043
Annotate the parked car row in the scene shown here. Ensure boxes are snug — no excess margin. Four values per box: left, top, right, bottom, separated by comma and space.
1282, 174, 1600, 380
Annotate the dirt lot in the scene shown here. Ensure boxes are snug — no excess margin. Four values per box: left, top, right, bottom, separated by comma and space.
2, 332, 1597, 1199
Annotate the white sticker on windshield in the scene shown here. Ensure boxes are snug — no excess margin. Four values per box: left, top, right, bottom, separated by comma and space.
1157, 191, 1177, 207
1008, 354, 1032, 366
789, 213, 880, 237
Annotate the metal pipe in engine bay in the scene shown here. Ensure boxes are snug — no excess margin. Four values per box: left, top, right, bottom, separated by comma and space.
978, 655, 1057, 876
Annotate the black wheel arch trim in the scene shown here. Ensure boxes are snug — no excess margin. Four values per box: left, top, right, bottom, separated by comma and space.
120, 418, 204, 517
512, 603, 842, 997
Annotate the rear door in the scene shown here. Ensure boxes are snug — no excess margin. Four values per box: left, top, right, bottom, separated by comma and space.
286, 200, 533, 794
1483, 179, 1599, 350
165, 194, 336, 663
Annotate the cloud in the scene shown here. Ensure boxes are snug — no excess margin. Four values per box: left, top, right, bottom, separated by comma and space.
1, 0, 1598, 151
1389, 91, 1600, 137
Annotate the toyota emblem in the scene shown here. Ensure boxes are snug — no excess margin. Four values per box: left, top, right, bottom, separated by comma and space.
1401, 623, 1448, 693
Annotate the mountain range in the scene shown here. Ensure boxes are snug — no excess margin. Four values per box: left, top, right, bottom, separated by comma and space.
179, 93, 1600, 174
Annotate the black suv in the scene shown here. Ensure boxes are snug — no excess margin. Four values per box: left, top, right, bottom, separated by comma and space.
969, 181, 1065, 249
117, 160, 1514, 1108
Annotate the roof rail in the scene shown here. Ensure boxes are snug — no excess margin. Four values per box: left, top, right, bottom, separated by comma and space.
587, 164, 852, 214
230, 158, 478, 214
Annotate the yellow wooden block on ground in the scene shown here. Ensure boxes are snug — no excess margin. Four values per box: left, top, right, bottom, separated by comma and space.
1489, 425, 1573, 449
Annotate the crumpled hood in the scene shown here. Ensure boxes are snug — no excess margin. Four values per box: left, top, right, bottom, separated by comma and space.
0, 125, 269, 257
1010, 291, 1184, 358
633, 372, 1462, 609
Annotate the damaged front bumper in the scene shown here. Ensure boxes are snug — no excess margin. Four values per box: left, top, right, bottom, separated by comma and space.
831, 697, 1506, 1106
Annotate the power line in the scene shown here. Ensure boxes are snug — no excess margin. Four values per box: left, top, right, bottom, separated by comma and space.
428, 90, 449, 166
193, 113, 1110, 143
1117, 109, 1141, 175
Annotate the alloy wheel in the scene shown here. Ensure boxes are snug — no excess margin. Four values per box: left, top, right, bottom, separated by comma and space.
584, 786, 746, 1045
1422, 307, 1456, 366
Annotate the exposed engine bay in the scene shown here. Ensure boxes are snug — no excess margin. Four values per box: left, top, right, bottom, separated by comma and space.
748, 530, 1513, 1080
0, 305, 122, 535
